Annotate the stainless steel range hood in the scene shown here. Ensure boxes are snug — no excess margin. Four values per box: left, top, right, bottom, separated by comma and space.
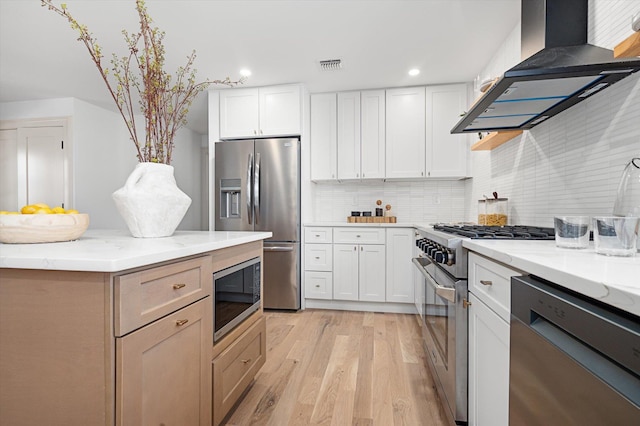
451, 0, 640, 134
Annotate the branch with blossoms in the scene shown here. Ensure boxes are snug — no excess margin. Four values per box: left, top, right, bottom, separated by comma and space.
41, 0, 245, 164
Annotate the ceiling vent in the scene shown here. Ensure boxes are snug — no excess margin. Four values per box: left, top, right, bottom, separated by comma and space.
319, 59, 343, 71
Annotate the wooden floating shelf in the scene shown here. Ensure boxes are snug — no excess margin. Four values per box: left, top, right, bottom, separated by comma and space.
614, 31, 640, 58
347, 216, 397, 223
471, 130, 523, 151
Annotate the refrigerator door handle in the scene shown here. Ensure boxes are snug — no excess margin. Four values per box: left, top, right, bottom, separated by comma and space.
263, 246, 294, 252
247, 153, 253, 225
254, 152, 261, 225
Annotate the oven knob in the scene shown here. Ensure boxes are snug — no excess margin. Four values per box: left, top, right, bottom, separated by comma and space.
435, 251, 448, 264
428, 246, 439, 257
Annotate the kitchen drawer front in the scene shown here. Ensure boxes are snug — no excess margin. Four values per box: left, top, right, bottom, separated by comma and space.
304, 244, 333, 271
333, 227, 385, 244
115, 256, 212, 336
213, 315, 266, 426
468, 252, 521, 322
305, 227, 333, 244
304, 271, 333, 299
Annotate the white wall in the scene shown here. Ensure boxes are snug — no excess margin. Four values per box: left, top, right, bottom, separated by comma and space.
1, 98, 204, 230
466, 0, 640, 227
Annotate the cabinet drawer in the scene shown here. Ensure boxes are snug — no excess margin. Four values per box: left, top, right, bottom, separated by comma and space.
468, 252, 521, 322
115, 256, 212, 336
304, 244, 333, 271
333, 227, 385, 244
304, 271, 333, 299
212, 315, 266, 426
305, 227, 333, 243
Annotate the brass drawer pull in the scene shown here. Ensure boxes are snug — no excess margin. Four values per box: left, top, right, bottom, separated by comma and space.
480, 280, 493, 286
176, 319, 189, 326
241, 358, 251, 364
173, 283, 186, 290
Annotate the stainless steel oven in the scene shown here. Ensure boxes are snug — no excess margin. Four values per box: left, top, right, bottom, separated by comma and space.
213, 256, 261, 342
413, 232, 468, 425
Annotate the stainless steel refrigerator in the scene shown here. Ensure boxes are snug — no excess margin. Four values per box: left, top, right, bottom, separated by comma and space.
214, 138, 300, 310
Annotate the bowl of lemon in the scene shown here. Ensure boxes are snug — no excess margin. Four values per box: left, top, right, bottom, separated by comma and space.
0, 203, 89, 244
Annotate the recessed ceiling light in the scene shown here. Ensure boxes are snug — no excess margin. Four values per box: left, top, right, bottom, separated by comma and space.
240, 69, 252, 77
409, 68, 420, 76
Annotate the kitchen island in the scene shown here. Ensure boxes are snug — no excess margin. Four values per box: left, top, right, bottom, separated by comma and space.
0, 230, 271, 426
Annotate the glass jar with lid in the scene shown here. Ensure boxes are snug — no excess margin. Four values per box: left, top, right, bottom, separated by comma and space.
478, 197, 508, 226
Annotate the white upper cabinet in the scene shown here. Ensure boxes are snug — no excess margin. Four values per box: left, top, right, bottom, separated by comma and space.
337, 91, 361, 180
310, 93, 337, 181
385, 87, 426, 179
360, 90, 385, 179
426, 84, 469, 178
219, 84, 301, 139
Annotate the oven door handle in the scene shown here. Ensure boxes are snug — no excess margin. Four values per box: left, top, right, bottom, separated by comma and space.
412, 257, 456, 303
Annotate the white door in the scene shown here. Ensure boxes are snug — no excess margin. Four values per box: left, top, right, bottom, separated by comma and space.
219, 88, 259, 138
426, 84, 469, 178
468, 293, 510, 426
360, 90, 385, 179
333, 244, 359, 301
258, 85, 301, 136
24, 126, 66, 207
337, 91, 361, 180
310, 93, 337, 181
0, 129, 18, 211
358, 244, 386, 302
385, 87, 426, 179
385, 228, 414, 303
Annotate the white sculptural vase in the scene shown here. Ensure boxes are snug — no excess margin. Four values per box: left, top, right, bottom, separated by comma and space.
112, 162, 192, 238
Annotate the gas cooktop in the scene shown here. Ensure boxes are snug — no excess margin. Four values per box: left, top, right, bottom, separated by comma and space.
432, 224, 555, 240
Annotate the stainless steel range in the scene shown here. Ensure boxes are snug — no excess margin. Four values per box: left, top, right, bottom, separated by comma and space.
413, 224, 555, 425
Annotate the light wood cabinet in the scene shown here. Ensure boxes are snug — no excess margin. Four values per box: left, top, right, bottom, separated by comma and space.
219, 84, 301, 139
212, 315, 266, 426
310, 93, 338, 181
116, 297, 212, 426
425, 84, 469, 178
385, 86, 426, 179
467, 252, 522, 426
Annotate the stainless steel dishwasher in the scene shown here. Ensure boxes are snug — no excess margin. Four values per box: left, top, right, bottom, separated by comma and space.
510, 275, 640, 425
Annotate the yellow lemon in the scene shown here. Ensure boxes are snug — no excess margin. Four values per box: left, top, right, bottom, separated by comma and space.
52, 206, 66, 214
21, 205, 37, 214
0, 211, 9, 215
35, 207, 54, 214
65, 209, 79, 214
7, 211, 19, 214
32, 203, 50, 209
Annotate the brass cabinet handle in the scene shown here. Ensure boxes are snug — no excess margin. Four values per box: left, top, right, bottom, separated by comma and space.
173, 283, 186, 290
176, 319, 189, 326
480, 280, 493, 286
463, 299, 472, 309
241, 358, 251, 364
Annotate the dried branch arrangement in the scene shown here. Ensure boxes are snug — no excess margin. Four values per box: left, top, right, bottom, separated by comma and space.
42, 0, 244, 164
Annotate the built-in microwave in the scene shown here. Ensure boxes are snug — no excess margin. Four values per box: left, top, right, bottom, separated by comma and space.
213, 256, 261, 342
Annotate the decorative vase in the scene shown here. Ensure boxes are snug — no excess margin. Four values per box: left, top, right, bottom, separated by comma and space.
112, 162, 192, 238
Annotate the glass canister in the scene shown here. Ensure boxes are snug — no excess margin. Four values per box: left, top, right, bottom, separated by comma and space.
478, 197, 508, 226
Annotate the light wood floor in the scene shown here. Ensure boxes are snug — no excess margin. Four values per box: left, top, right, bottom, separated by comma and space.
222, 309, 449, 426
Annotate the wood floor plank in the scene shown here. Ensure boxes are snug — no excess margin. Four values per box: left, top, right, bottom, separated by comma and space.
221, 309, 448, 426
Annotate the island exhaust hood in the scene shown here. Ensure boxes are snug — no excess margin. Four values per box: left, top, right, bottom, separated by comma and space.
451, 0, 640, 134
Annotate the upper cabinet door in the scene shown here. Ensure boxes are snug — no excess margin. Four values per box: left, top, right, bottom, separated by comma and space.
385, 87, 426, 179
219, 88, 260, 138
426, 84, 469, 178
360, 90, 385, 179
337, 91, 361, 180
258, 85, 301, 137
310, 93, 338, 181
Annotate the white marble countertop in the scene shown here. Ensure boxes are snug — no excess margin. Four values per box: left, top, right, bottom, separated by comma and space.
0, 230, 273, 272
463, 239, 640, 317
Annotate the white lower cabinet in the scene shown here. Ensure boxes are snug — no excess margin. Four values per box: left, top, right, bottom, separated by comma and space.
385, 228, 414, 303
467, 252, 522, 426
333, 243, 385, 302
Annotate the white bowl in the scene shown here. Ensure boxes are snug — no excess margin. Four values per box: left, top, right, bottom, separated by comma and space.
0, 214, 89, 244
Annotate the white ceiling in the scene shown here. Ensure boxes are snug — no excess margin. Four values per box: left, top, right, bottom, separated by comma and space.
0, 0, 520, 135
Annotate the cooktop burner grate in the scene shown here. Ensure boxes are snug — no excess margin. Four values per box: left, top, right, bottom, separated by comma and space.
433, 224, 555, 240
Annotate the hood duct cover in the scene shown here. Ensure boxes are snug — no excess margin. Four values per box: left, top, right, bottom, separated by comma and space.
451, 0, 640, 134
